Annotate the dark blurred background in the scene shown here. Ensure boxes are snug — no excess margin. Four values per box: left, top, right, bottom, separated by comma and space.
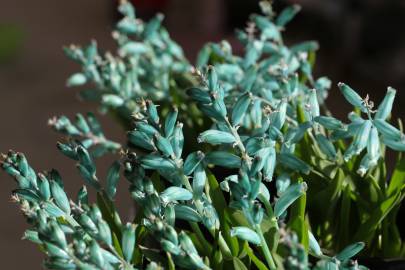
1, 0, 405, 268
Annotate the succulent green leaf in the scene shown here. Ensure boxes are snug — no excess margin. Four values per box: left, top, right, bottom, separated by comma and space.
336, 242, 365, 261
233, 257, 248, 270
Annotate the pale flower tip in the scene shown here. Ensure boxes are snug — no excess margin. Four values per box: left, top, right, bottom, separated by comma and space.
357, 168, 366, 177
387, 86, 396, 93
293, 4, 302, 11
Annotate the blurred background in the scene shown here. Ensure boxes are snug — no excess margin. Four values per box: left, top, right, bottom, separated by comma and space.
1, 0, 405, 268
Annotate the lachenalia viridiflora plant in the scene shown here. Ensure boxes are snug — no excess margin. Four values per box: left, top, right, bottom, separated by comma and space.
2, 0, 405, 269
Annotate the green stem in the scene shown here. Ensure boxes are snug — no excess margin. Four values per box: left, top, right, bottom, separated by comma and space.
254, 224, 277, 270
224, 118, 252, 167
226, 116, 278, 266
262, 200, 279, 231
180, 173, 232, 258
189, 222, 213, 256
108, 245, 134, 269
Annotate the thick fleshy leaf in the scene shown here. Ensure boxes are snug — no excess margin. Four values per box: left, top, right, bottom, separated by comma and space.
336, 242, 365, 261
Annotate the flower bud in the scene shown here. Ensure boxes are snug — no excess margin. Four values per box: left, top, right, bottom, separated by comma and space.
230, 227, 261, 245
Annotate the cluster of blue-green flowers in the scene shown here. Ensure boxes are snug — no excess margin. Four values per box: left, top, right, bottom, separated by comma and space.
64, 1, 190, 121
1, 150, 138, 270
4, 0, 405, 269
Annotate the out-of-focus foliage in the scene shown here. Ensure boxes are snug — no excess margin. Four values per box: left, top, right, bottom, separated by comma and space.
0, 24, 23, 63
